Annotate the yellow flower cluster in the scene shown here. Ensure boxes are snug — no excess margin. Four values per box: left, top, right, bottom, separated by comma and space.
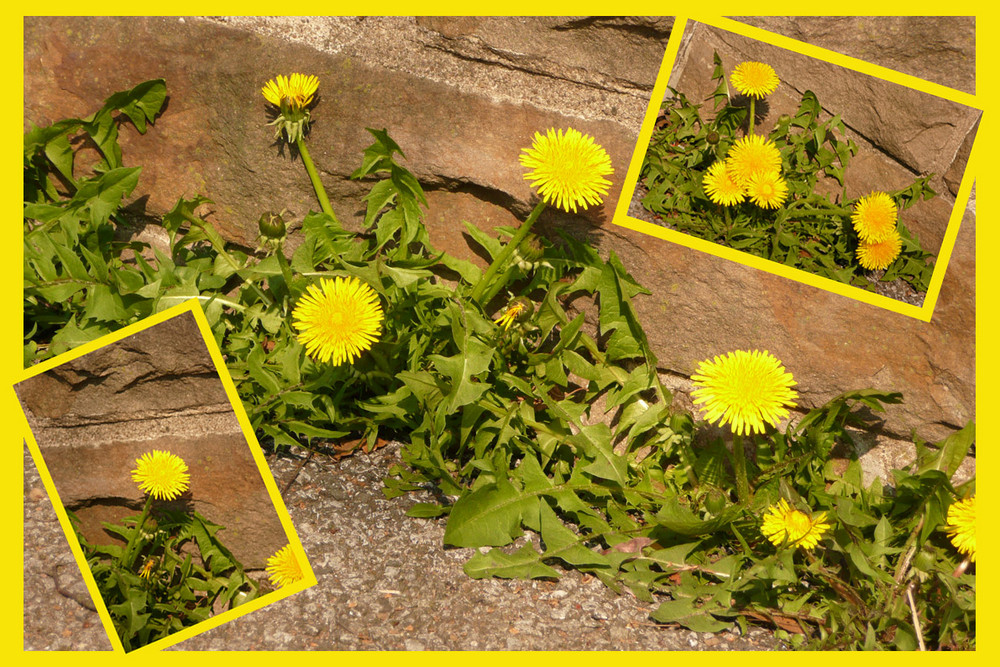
761, 499, 831, 551
262, 73, 319, 113
703, 135, 788, 210
520, 128, 614, 213
690, 349, 797, 436
852, 192, 902, 271
292, 276, 384, 366
267, 544, 305, 588
730, 61, 780, 100
946, 495, 975, 562
131, 450, 190, 501
494, 300, 528, 331
261, 73, 320, 143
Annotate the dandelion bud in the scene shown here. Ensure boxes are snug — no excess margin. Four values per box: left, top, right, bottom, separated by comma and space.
705, 488, 727, 514
258, 212, 287, 239
517, 234, 545, 263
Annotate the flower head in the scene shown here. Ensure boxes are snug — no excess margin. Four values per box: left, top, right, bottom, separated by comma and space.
139, 558, 156, 580
761, 499, 831, 550
856, 230, 902, 271
262, 73, 319, 112
851, 192, 898, 243
946, 496, 975, 562
293, 276, 384, 366
691, 349, 798, 436
131, 450, 190, 501
519, 128, 614, 213
725, 134, 782, 186
267, 544, 305, 588
262, 73, 320, 144
494, 297, 533, 331
731, 61, 780, 99
745, 170, 789, 210
702, 161, 746, 207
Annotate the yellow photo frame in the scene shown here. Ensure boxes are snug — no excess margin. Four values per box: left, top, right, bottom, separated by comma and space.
613, 16, 981, 322
12, 299, 316, 654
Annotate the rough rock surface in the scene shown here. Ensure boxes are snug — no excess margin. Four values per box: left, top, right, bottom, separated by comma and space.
16, 311, 287, 569
732, 16, 975, 96
24, 444, 782, 651
16, 313, 228, 424
22, 16, 973, 456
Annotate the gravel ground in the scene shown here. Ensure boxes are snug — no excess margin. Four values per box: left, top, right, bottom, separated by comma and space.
24, 443, 782, 651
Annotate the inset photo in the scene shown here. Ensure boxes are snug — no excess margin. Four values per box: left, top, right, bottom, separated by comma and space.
616, 17, 981, 320
15, 303, 313, 654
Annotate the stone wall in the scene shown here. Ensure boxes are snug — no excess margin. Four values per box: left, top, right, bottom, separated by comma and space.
16, 311, 288, 569
23, 16, 976, 443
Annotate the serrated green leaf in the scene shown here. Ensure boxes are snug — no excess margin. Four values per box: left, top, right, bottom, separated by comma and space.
654, 497, 741, 537
650, 598, 731, 632
463, 543, 560, 580
406, 503, 449, 518
443, 479, 538, 547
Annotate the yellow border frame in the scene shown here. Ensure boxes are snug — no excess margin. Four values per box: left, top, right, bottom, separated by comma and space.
13, 299, 316, 654
6, 9, 989, 659
612, 15, 982, 323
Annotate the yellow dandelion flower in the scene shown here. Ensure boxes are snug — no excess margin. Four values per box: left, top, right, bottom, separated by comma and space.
946, 496, 975, 562
725, 135, 782, 187
131, 450, 190, 501
856, 230, 902, 271
745, 170, 789, 210
761, 499, 831, 550
267, 545, 305, 587
519, 128, 614, 213
262, 73, 320, 143
494, 299, 530, 331
292, 276, 384, 366
691, 349, 798, 436
851, 192, 898, 243
139, 558, 156, 580
261, 73, 319, 111
702, 161, 746, 207
731, 61, 780, 99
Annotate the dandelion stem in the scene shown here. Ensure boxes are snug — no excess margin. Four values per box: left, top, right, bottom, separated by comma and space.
181, 212, 275, 308
748, 98, 756, 136
731, 433, 752, 505
122, 495, 154, 570
478, 266, 518, 310
469, 200, 547, 304
787, 205, 852, 218
274, 242, 296, 306
295, 136, 339, 224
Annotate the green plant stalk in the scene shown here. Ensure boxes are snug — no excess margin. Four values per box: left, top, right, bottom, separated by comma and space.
731, 433, 751, 505
181, 212, 275, 308
478, 265, 518, 309
274, 243, 296, 300
295, 135, 339, 224
786, 205, 852, 218
121, 495, 154, 570
548, 304, 669, 407
748, 98, 756, 135
469, 200, 547, 304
